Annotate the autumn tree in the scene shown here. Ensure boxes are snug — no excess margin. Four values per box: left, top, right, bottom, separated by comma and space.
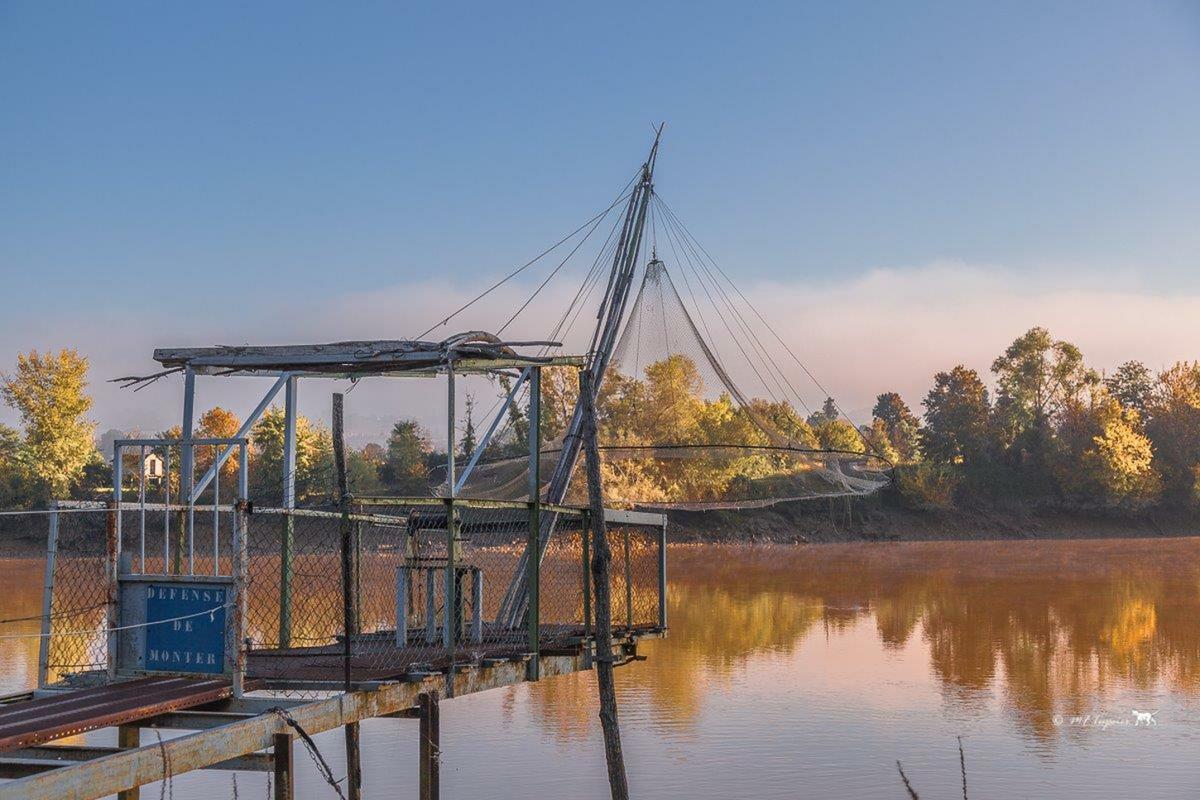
1054, 389, 1158, 503
1144, 362, 1200, 502
1, 349, 98, 498
193, 407, 241, 496
922, 366, 991, 466
871, 392, 921, 462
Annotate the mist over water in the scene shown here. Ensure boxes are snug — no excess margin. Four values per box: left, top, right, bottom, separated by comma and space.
2, 537, 1198, 798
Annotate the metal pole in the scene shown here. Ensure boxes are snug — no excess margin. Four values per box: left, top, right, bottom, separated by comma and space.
471, 568, 483, 644
113, 443, 123, 566
444, 367, 456, 652
396, 566, 409, 648
526, 367, 541, 679
138, 445, 146, 574
425, 568, 437, 644
105, 498, 120, 681
278, 375, 297, 648
163, 445, 170, 573
658, 521, 668, 630
582, 509, 592, 639
233, 444, 249, 698
446, 365, 456, 495
213, 445, 220, 577
37, 501, 59, 689
181, 367, 196, 575
624, 528, 632, 630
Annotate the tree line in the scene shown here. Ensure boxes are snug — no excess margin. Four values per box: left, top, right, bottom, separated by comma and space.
2, 326, 1199, 510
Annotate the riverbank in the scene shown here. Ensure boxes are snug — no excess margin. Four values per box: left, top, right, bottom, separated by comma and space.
666, 501, 1200, 544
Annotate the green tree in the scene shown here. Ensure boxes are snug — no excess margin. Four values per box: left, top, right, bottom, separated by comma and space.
1, 349, 98, 498
807, 397, 840, 427
0, 423, 33, 507
249, 407, 334, 503
861, 419, 900, 464
1105, 361, 1154, 419
991, 327, 1098, 466
871, 392, 921, 462
459, 393, 478, 461
922, 366, 991, 466
382, 420, 431, 494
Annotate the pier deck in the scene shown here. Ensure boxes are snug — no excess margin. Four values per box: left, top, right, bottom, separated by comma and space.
0, 629, 659, 799
0, 676, 241, 752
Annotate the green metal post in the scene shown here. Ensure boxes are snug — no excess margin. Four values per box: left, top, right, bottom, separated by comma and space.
658, 521, 667, 630
526, 367, 541, 679
623, 528, 632, 629
582, 510, 592, 638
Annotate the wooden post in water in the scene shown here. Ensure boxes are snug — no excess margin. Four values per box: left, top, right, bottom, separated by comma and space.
579, 369, 630, 800
272, 733, 294, 800
418, 691, 441, 800
116, 726, 139, 800
332, 393, 363, 800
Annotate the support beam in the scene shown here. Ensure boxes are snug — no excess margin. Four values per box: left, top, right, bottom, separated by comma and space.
181, 367, 196, 574
191, 374, 289, 499
526, 367, 541, 680
454, 366, 529, 494
37, 503, 58, 689
278, 375, 298, 647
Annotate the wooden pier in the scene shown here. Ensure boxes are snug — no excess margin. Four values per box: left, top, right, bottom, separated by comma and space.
0, 627, 660, 799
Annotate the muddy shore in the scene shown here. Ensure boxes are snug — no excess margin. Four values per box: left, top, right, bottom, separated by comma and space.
666, 501, 1200, 544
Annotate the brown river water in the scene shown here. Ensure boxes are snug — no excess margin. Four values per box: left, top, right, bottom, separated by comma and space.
1, 537, 1198, 798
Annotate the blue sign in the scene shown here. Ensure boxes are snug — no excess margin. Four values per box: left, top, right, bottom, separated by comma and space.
144, 583, 227, 674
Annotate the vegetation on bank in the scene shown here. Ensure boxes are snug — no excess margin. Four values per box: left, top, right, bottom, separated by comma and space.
1, 324, 1198, 513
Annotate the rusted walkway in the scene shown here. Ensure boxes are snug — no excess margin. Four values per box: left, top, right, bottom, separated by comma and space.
0, 676, 238, 752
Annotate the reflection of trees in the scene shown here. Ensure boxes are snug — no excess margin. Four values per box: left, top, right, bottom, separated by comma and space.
526, 541, 1200, 744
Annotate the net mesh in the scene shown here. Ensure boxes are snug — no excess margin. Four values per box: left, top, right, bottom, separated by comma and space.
457, 259, 890, 509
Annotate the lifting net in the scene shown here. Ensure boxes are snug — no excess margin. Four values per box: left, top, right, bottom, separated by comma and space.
454, 258, 890, 510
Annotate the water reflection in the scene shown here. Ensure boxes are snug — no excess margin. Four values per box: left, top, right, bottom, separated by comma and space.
529, 539, 1200, 745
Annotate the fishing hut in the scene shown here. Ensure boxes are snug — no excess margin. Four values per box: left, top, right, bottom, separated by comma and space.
0, 333, 667, 799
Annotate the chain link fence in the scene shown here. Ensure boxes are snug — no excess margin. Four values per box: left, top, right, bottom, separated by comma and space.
17, 495, 665, 694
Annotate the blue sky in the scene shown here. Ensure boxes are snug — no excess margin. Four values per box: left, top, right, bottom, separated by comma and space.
2, 2, 1199, 436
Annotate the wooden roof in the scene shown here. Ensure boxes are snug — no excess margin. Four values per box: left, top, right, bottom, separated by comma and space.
152, 332, 586, 377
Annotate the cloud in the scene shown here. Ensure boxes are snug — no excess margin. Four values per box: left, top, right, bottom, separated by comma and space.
2, 262, 1198, 436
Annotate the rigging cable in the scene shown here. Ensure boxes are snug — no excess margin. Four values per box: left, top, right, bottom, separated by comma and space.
414, 171, 638, 340
657, 195, 878, 454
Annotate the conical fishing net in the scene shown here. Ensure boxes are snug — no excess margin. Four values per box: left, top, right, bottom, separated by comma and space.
452, 259, 890, 509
